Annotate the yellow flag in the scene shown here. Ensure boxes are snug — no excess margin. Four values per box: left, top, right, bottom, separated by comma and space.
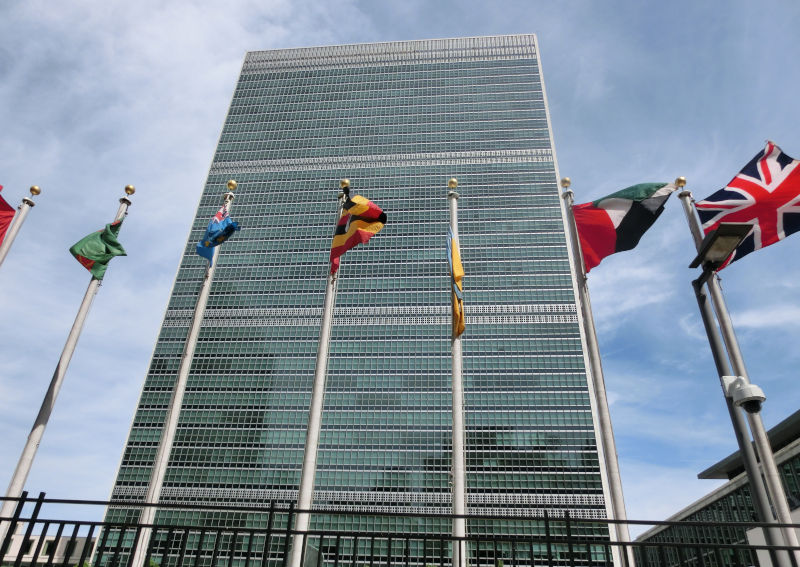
448, 228, 465, 337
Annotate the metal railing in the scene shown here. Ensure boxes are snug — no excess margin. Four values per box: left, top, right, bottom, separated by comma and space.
1, 492, 798, 567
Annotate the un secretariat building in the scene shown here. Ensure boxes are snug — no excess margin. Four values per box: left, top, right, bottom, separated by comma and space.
108, 35, 611, 533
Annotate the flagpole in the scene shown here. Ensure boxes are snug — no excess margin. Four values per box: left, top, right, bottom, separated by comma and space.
130, 181, 237, 567
561, 179, 632, 567
448, 178, 468, 567
0, 186, 134, 544
289, 180, 347, 567
678, 187, 776, 530
0, 186, 41, 270
678, 189, 800, 561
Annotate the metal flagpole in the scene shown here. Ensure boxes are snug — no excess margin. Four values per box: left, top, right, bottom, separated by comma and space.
0, 185, 134, 544
678, 188, 800, 562
289, 180, 348, 567
746, 410, 800, 563
448, 178, 468, 567
0, 186, 41, 270
130, 181, 237, 567
679, 188, 780, 542
690, 279, 784, 566
560, 179, 632, 567
704, 279, 800, 556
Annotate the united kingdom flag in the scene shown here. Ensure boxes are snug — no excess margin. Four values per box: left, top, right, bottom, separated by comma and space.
695, 141, 800, 269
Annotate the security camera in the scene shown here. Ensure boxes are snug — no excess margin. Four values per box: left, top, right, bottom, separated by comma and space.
732, 383, 766, 414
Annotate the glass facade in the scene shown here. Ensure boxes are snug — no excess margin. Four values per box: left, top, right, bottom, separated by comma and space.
636, 447, 800, 567
107, 35, 609, 537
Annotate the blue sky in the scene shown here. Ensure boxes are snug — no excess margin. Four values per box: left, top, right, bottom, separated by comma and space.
1, 0, 799, 531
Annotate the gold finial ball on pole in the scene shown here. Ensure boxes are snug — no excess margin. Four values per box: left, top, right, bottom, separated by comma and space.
29, 186, 41, 196
675, 176, 687, 188
448, 178, 458, 189
560, 177, 571, 189
125, 185, 136, 196
227, 180, 237, 191
340, 179, 350, 190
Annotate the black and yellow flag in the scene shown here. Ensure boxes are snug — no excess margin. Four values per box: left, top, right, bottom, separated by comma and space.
330, 195, 387, 274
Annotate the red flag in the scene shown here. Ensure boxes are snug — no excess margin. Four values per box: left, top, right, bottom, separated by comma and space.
572, 182, 677, 273
0, 186, 16, 247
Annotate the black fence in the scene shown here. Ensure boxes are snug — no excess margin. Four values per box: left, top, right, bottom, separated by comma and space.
1, 493, 798, 567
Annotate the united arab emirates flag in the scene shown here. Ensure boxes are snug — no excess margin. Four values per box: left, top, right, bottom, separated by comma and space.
69, 220, 127, 280
0, 185, 16, 247
573, 182, 677, 273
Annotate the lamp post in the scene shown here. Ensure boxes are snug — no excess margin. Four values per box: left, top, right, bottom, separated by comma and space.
687, 218, 800, 563
685, 219, 784, 564
689, 223, 752, 281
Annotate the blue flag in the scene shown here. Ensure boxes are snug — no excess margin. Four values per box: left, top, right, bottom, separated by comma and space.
196, 202, 240, 265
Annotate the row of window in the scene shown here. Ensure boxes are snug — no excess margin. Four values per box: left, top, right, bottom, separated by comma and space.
229, 87, 545, 111
222, 110, 548, 134
202, 168, 556, 186
128, 424, 598, 446
221, 118, 549, 139
149, 340, 583, 358
214, 140, 554, 160
155, 322, 581, 340
185, 230, 568, 249
238, 59, 539, 82
143, 368, 591, 383
235, 70, 542, 92
111, 467, 603, 493
228, 90, 545, 116
219, 129, 552, 149
143, 429, 598, 448
136, 400, 592, 414
166, 291, 578, 310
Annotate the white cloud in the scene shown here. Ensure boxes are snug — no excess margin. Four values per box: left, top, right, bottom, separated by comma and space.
679, 312, 707, 340
589, 263, 676, 336
0, 0, 376, 504
613, 402, 732, 450
733, 306, 800, 329
604, 363, 733, 448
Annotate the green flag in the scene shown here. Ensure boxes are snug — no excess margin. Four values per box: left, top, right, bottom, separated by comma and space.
69, 220, 127, 280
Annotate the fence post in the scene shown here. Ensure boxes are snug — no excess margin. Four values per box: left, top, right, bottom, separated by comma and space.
0, 491, 29, 559
282, 503, 295, 567
565, 511, 575, 567
544, 511, 553, 567
79, 525, 97, 567
260, 501, 276, 567
14, 492, 45, 567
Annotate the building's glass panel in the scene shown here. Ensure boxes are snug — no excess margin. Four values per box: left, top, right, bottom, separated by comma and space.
636, 449, 800, 567
105, 35, 608, 558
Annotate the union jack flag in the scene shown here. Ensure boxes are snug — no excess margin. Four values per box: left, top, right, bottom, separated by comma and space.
695, 141, 800, 269
212, 203, 230, 223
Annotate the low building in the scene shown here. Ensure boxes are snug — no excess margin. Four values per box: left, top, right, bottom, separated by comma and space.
2, 531, 95, 567
636, 409, 800, 566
